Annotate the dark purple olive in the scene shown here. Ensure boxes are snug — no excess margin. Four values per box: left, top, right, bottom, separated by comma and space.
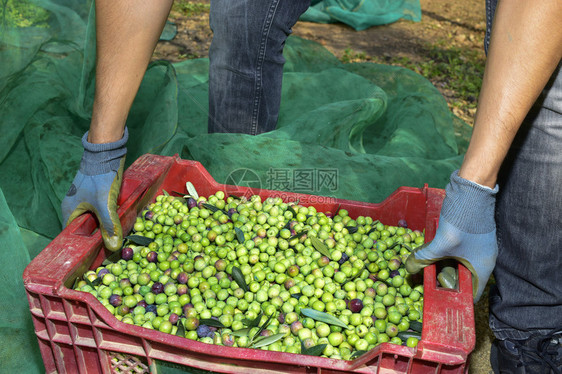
278, 313, 286, 324
137, 300, 148, 308
109, 294, 122, 307
146, 251, 158, 263
169, 313, 180, 325
187, 198, 197, 209
121, 247, 134, 261
144, 210, 154, 221
146, 304, 157, 313
398, 219, 408, 228
348, 298, 364, 313
177, 272, 189, 284
151, 282, 164, 295
390, 270, 401, 278
338, 253, 350, 265
197, 325, 211, 338
227, 208, 236, 217
97, 268, 110, 278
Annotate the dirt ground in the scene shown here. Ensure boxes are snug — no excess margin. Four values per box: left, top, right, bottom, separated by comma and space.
153, 1, 494, 372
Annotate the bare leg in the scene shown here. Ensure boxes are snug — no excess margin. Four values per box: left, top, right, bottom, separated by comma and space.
89, 0, 173, 143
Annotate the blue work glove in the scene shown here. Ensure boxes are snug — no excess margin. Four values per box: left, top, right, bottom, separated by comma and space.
405, 170, 499, 302
61, 128, 128, 251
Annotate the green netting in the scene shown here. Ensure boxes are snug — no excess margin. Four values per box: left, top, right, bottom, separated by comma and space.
0, 0, 470, 372
301, 0, 422, 30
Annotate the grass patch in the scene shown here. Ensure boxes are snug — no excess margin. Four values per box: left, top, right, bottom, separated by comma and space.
172, 1, 211, 17
339, 41, 485, 112
1, 0, 50, 28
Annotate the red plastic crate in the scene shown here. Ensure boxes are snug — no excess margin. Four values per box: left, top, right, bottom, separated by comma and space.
23, 154, 475, 374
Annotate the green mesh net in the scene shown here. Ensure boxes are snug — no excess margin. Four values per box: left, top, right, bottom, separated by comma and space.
0, 0, 470, 372
301, 0, 422, 30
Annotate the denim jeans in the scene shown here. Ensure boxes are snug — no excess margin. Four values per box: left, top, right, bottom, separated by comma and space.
208, 0, 310, 135
485, 0, 562, 340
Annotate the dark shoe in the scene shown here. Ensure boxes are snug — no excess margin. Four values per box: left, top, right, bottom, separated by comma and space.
491, 327, 562, 374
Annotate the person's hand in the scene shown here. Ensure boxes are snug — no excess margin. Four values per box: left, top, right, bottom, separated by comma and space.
405, 170, 499, 302
61, 128, 128, 251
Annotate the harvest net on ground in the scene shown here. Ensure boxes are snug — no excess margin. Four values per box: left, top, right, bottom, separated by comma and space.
0, 0, 470, 372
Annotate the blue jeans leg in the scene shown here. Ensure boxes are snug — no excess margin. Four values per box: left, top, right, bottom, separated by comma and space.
208, 0, 310, 134
489, 63, 562, 340
485, 0, 562, 340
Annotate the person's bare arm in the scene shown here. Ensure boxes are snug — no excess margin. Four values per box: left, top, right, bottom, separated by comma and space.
89, 0, 174, 144
61, 1, 173, 250
459, 0, 562, 188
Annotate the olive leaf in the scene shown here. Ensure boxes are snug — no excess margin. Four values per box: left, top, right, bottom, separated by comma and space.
345, 226, 358, 234
397, 330, 421, 341
409, 320, 423, 333
389, 241, 400, 250
252, 311, 276, 342
366, 220, 380, 235
310, 236, 331, 259
201, 202, 220, 213
350, 350, 367, 359
230, 328, 251, 337
185, 182, 199, 200
162, 189, 170, 197
125, 235, 154, 246
291, 293, 303, 299
235, 227, 245, 243
84, 276, 101, 289
201, 202, 228, 215
302, 344, 327, 356
231, 266, 249, 292
333, 204, 341, 217
287, 205, 297, 218
176, 319, 186, 337
289, 230, 308, 241
342, 267, 363, 286
102, 249, 124, 266
242, 311, 263, 328
300, 308, 348, 329
250, 333, 285, 348
229, 194, 241, 200
199, 319, 225, 329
